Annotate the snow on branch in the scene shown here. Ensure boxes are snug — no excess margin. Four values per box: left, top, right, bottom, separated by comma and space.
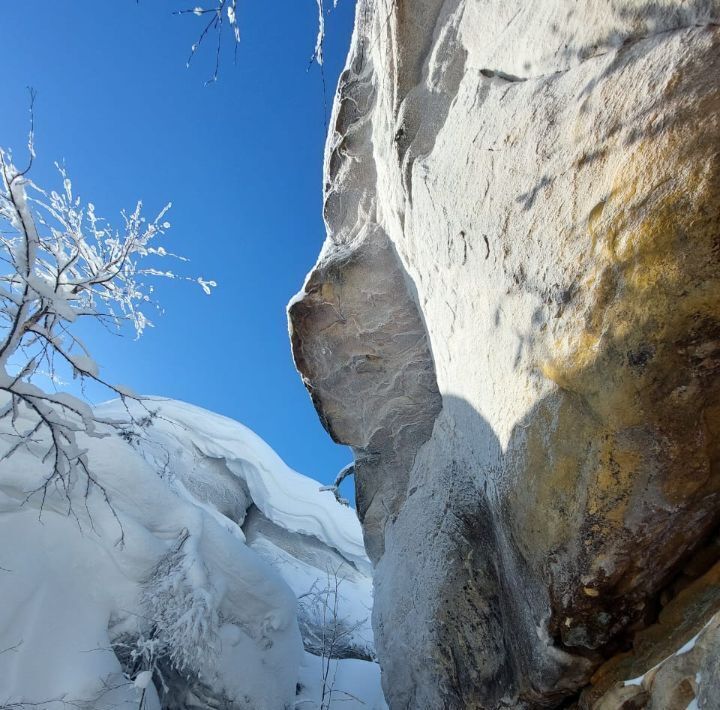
0, 135, 215, 532
319, 462, 353, 507
174, 0, 240, 83
310, 0, 340, 67
138, 528, 219, 675
175, 0, 340, 83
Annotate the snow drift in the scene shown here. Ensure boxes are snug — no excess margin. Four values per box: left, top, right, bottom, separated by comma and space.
0, 396, 385, 709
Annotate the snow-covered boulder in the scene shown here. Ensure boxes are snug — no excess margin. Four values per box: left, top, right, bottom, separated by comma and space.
0, 397, 385, 709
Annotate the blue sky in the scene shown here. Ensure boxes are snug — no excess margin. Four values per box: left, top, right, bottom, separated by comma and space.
0, 1, 357, 493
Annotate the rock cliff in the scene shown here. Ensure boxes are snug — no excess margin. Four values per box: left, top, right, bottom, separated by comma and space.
288, 1, 720, 707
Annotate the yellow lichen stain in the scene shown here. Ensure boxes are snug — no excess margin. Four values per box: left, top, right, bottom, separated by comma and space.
587, 439, 642, 523
527, 112, 720, 597
510, 398, 588, 556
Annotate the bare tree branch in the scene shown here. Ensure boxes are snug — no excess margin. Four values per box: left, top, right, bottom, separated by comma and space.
298, 563, 369, 709
319, 462, 353, 507
0, 114, 215, 535
174, 1, 239, 83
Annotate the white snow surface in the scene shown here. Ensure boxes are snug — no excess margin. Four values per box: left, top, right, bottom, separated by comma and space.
0, 395, 382, 709
96, 398, 368, 570
297, 652, 388, 710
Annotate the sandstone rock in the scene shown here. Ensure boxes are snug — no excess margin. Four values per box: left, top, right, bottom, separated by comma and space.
582, 561, 720, 707
290, 228, 442, 562
289, 1, 720, 707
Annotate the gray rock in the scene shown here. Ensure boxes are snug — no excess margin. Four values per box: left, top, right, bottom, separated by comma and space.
289, 0, 720, 707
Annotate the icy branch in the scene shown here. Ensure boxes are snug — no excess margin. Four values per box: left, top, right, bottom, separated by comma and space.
0, 140, 214, 528
319, 462, 353, 507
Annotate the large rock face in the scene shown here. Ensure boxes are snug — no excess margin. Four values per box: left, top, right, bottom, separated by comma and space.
289, 1, 720, 707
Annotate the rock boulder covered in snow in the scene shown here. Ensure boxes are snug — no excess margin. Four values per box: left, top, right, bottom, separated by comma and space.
289, 1, 720, 707
0, 397, 385, 710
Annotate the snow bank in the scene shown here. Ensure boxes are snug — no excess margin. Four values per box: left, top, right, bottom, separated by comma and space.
96, 398, 368, 570
0, 395, 383, 709
297, 652, 388, 710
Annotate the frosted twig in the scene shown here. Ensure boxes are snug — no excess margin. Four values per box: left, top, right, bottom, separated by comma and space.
319, 462, 354, 506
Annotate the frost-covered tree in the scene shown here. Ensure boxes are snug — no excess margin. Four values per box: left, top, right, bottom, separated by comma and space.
138, 528, 219, 677
175, 0, 241, 83
0, 121, 214, 523
176, 0, 339, 82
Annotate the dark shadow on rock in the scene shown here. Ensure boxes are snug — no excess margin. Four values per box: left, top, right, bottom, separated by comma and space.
288, 6, 720, 706
373, 394, 597, 709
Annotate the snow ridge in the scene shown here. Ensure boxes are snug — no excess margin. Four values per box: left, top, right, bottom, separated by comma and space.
0, 395, 384, 709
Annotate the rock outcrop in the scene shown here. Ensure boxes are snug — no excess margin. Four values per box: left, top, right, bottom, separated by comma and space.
289, 1, 720, 707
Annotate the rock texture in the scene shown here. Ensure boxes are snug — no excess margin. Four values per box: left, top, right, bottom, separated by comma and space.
289, 0, 720, 707
585, 559, 720, 708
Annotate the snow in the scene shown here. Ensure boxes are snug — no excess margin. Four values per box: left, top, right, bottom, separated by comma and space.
676, 630, 702, 656
297, 652, 387, 710
96, 397, 369, 571
0, 395, 382, 708
623, 619, 715, 689
134, 670, 154, 689
0, 509, 149, 709
246, 521, 376, 661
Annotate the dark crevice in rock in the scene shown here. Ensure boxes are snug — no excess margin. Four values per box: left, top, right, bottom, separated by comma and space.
585, 525, 720, 662
480, 68, 526, 82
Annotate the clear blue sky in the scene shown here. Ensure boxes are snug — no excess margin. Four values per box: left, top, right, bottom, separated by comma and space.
0, 1, 357, 492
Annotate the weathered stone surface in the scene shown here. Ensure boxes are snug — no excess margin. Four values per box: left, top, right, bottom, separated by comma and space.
587, 613, 720, 709
289, 227, 442, 562
289, 0, 720, 707
583, 559, 720, 707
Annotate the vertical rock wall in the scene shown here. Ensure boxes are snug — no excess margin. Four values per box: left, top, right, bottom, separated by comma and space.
289, 1, 720, 707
